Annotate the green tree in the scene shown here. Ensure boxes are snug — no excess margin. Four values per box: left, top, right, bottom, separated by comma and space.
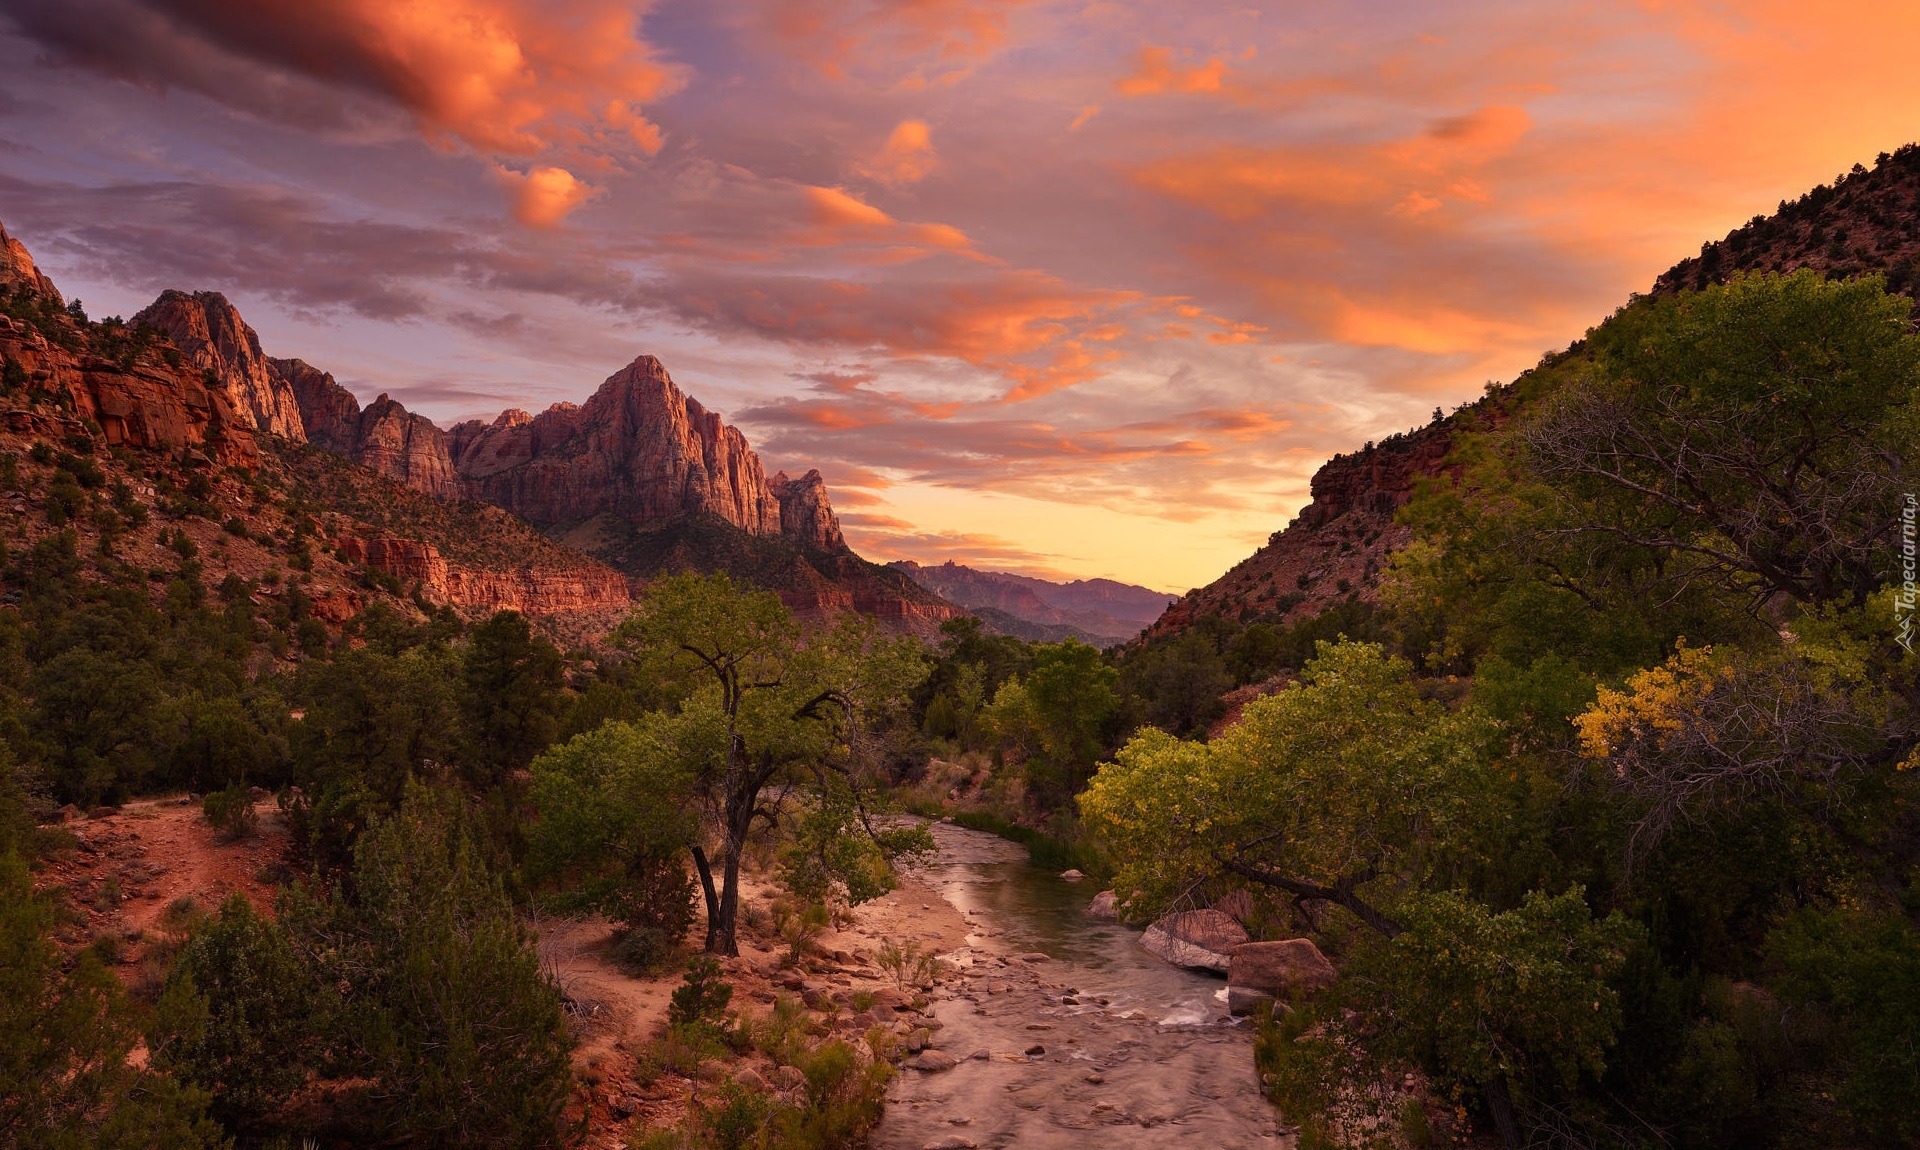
461, 609, 565, 785
528, 716, 705, 971
1081, 639, 1495, 935
281, 784, 573, 1147
611, 573, 928, 955
985, 638, 1119, 807
150, 894, 316, 1133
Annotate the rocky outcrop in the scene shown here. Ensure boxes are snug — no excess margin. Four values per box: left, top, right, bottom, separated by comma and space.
450, 356, 783, 532
336, 530, 630, 616
1138, 909, 1250, 973
1, 299, 256, 469
272, 358, 359, 455
769, 468, 845, 551
135, 290, 305, 440
355, 394, 459, 499
0, 219, 62, 303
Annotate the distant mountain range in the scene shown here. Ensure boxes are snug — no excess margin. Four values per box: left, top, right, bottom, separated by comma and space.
888, 560, 1176, 645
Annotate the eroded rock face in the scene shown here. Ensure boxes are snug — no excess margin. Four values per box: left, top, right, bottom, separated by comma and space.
1138, 909, 1250, 973
769, 468, 846, 552
272, 358, 359, 455
336, 531, 630, 616
450, 356, 784, 531
135, 290, 305, 440
356, 394, 460, 499
0, 219, 62, 302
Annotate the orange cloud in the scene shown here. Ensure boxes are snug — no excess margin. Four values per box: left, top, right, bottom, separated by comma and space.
493, 164, 601, 226
799, 185, 973, 251
1118, 46, 1228, 96
858, 119, 939, 185
748, 0, 1038, 83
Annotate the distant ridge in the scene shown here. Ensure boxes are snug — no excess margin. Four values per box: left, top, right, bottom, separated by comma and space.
889, 560, 1174, 645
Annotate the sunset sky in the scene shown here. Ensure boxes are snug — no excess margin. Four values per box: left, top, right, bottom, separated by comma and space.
3, 1, 1920, 591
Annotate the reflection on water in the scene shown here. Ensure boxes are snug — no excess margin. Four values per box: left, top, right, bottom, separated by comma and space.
872, 823, 1286, 1148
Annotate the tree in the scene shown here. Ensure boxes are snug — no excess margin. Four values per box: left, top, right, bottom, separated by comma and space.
528, 716, 707, 971
280, 784, 573, 1147
984, 638, 1119, 807
150, 894, 316, 1133
1081, 639, 1495, 935
461, 610, 566, 785
612, 573, 929, 956
1523, 271, 1919, 611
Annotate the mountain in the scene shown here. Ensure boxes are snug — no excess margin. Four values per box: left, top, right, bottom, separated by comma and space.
0, 219, 630, 636
135, 293, 956, 633
1654, 143, 1920, 297
1145, 142, 1920, 644
1143, 413, 1469, 638
889, 560, 1175, 644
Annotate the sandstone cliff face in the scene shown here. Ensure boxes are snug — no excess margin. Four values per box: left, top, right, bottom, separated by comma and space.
355, 394, 460, 499
1, 220, 62, 303
336, 531, 631, 616
135, 291, 306, 440
769, 469, 845, 551
1, 313, 256, 468
271, 358, 359, 455
450, 356, 784, 532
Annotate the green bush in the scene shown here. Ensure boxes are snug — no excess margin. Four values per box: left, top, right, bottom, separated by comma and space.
201, 784, 256, 841
150, 894, 315, 1132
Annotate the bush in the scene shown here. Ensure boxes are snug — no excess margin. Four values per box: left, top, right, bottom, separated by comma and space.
150, 894, 315, 1132
201, 784, 257, 841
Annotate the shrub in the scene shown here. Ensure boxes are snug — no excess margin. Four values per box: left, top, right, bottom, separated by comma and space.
201, 784, 257, 841
150, 894, 316, 1132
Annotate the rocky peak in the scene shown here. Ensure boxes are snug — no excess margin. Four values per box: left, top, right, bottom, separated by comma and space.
769, 469, 846, 552
0, 219, 62, 303
272, 357, 359, 455
452, 354, 784, 532
135, 290, 306, 440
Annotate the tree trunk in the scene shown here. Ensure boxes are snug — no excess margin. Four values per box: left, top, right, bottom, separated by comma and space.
1482, 1073, 1521, 1150
715, 838, 743, 957
691, 844, 721, 953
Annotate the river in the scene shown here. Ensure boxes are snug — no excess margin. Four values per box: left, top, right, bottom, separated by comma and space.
872, 821, 1288, 1149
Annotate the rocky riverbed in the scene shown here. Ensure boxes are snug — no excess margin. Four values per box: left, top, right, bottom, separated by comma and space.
872, 822, 1288, 1148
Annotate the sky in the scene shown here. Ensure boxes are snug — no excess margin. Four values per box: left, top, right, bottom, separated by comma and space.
2, 1, 1920, 592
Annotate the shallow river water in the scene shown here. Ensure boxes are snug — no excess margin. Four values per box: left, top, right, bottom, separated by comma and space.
872, 822, 1287, 1149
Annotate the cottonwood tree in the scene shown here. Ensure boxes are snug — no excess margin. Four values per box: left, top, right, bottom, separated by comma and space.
612, 573, 929, 956
1082, 639, 1497, 936
1523, 271, 1918, 612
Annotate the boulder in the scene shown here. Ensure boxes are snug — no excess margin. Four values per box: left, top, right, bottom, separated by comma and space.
1211, 889, 1255, 923
906, 1050, 958, 1072
1086, 890, 1119, 919
1138, 909, 1249, 973
1226, 938, 1338, 997
1059, 868, 1085, 881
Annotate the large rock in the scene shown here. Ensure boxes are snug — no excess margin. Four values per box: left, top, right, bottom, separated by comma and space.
274, 358, 361, 454
1138, 909, 1249, 973
1086, 890, 1119, 919
1226, 938, 1337, 996
0, 218, 62, 302
135, 290, 306, 439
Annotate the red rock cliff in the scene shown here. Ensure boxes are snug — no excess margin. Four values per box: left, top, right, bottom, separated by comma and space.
450, 355, 784, 532
769, 468, 845, 551
135, 290, 306, 440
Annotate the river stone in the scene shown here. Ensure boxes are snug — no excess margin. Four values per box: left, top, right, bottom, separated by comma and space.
1226, 938, 1338, 995
1138, 909, 1249, 973
922, 1137, 978, 1150
1225, 984, 1276, 1016
908, 1050, 958, 1072
1059, 868, 1085, 881
1086, 890, 1119, 919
